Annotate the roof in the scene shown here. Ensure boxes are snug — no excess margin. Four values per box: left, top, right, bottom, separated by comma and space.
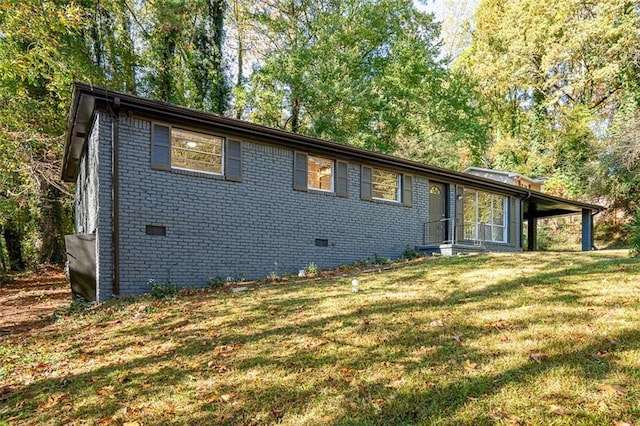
463, 166, 540, 183
62, 83, 604, 217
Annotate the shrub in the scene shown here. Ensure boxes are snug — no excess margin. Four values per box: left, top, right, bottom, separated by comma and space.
148, 278, 178, 300
304, 262, 319, 276
208, 276, 226, 288
624, 210, 640, 257
402, 247, 420, 260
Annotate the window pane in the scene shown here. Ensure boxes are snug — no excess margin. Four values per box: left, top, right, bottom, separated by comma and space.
372, 169, 399, 201
171, 128, 223, 174
463, 189, 476, 224
462, 189, 507, 243
478, 192, 491, 223
308, 156, 334, 191
492, 195, 505, 225
464, 222, 476, 240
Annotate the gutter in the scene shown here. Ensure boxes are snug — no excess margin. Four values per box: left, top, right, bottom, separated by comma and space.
63, 83, 605, 213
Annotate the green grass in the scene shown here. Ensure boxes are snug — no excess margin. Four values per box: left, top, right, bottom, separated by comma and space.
1, 251, 639, 425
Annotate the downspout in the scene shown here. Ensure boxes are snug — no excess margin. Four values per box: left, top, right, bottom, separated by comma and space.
112, 97, 121, 296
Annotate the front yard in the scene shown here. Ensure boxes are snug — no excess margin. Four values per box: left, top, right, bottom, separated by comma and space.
1, 251, 639, 425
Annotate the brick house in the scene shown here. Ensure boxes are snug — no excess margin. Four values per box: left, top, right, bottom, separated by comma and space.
61, 84, 603, 301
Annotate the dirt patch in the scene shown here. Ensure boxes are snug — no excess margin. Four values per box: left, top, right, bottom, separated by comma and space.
0, 267, 71, 338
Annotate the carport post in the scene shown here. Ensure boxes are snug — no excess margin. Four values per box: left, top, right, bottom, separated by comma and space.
527, 218, 537, 251
582, 208, 594, 251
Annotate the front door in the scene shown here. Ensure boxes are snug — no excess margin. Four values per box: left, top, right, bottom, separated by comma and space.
428, 182, 447, 244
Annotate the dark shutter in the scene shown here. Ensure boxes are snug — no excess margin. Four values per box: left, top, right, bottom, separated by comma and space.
455, 185, 464, 243
293, 152, 308, 191
402, 175, 413, 207
151, 124, 171, 171
335, 160, 348, 198
225, 139, 243, 182
509, 197, 517, 246
361, 165, 372, 201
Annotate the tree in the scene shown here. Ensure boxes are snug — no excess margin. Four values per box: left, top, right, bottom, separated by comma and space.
459, 0, 639, 181
246, 0, 486, 166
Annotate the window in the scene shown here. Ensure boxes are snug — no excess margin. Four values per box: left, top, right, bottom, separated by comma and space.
372, 168, 400, 202
152, 124, 242, 181
171, 128, 223, 175
463, 188, 507, 242
308, 155, 334, 191
294, 152, 348, 197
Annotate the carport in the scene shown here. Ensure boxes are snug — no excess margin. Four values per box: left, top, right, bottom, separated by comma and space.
523, 193, 604, 251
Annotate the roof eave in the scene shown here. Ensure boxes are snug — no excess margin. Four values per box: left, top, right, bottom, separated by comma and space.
61, 85, 96, 182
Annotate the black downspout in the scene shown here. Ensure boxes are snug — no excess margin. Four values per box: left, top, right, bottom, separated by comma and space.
112, 97, 121, 296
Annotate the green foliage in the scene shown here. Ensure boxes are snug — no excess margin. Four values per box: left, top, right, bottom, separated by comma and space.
624, 210, 640, 257
402, 247, 420, 260
304, 262, 319, 276
147, 278, 178, 300
247, 0, 486, 165
207, 275, 226, 288
459, 0, 640, 200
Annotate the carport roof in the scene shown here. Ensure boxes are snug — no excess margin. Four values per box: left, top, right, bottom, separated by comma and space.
524, 191, 603, 219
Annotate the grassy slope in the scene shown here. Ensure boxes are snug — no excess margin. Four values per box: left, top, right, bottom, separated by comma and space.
1, 251, 639, 425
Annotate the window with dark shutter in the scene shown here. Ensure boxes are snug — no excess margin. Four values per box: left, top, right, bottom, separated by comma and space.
294, 152, 308, 191
361, 166, 372, 201
151, 124, 171, 170
335, 160, 348, 198
403, 175, 413, 207
225, 139, 242, 182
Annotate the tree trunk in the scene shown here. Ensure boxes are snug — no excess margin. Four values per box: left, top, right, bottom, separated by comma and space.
290, 96, 301, 133
0, 225, 6, 271
38, 182, 66, 264
4, 219, 25, 271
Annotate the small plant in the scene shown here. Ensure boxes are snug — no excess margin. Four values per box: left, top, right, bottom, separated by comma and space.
304, 262, 320, 276
148, 277, 178, 300
372, 253, 390, 265
68, 298, 91, 313
268, 262, 280, 281
208, 276, 226, 288
0, 272, 15, 288
402, 247, 420, 260
624, 210, 640, 257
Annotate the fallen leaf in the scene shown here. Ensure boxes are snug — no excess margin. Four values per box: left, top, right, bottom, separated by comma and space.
599, 385, 627, 396
489, 407, 522, 425
39, 393, 65, 409
464, 359, 478, 371
613, 421, 633, 426
98, 417, 116, 425
97, 385, 116, 398
591, 351, 609, 359
429, 319, 444, 327
452, 334, 462, 343
528, 353, 548, 363
548, 404, 571, 415
122, 422, 141, 426
385, 376, 407, 388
